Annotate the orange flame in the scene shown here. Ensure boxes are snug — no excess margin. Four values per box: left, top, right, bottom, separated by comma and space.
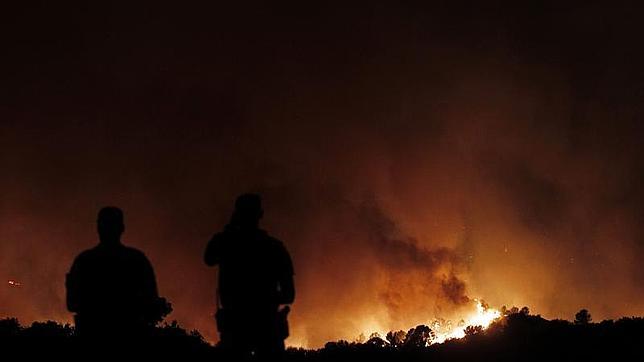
348, 299, 502, 347
432, 299, 501, 343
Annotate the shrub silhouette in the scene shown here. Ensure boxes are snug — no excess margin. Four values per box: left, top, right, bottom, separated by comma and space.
22, 321, 74, 338
574, 309, 592, 325
403, 325, 435, 348
464, 325, 484, 336
385, 330, 406, 347
0, 318, 21, 337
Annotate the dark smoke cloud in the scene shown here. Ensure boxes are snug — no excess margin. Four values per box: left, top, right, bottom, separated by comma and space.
358, 200, 470, 310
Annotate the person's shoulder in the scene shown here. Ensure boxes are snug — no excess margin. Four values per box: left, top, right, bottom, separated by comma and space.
70, 246, 104, 270
73, 246, 100, 263
210, 231, 229, 241
263, 232, 287, 251
263, 232, 293, 273
107, 245, 151, 266
121, 245, 150, 260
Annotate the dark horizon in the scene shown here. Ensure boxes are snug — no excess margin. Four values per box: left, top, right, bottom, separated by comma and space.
2, 1, 644, 348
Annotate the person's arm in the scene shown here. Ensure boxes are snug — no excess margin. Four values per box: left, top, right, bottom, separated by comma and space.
141, 255, 159, 300
204, 233, 224, 266
65, 258, 82, 313
278, 274, 295, 305
276, 243, 295, 305
139, 253, 167, 324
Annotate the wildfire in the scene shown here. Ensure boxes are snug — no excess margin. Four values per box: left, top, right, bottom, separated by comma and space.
431, 299, 501, 343
7, 280, 22, 287
349, 299, 502, 348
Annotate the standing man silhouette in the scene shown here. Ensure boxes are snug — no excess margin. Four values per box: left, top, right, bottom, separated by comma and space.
205, 194, 295, 359
66, 207, 163, 339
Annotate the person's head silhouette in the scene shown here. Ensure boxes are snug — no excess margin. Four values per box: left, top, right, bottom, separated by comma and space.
230, 193, 263, 228
97, 206, 124, 245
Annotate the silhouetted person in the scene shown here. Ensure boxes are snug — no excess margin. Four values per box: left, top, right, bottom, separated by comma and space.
205, 194, 295, 360
66, 207, 161, 340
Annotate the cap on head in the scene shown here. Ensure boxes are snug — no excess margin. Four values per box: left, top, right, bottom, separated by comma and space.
97, 206, 124, 242
233, 193, 263, 225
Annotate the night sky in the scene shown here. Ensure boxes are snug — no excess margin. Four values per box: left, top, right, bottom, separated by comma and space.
1, 2, 644, 347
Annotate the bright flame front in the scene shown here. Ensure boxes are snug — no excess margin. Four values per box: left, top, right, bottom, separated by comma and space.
431, 299, 501, 343
346, 299, 502, 347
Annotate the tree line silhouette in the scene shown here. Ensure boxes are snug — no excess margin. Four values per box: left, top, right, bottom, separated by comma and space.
1, 306, 642, 360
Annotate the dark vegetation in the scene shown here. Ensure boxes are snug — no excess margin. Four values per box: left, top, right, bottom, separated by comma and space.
1, 308, 642, 361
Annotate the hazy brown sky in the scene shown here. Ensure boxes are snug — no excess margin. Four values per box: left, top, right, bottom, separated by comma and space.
1, 2, 643, 347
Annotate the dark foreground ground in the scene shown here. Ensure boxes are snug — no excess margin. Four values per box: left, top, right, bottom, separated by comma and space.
1, 312, 643, 361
